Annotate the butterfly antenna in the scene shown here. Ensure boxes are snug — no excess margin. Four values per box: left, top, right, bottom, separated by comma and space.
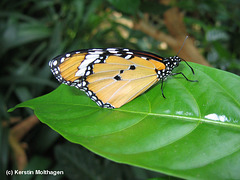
177, 36, 189, 56
176, 36, 195, 75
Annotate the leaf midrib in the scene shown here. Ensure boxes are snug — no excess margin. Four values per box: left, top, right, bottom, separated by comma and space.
20, 101, 240, 129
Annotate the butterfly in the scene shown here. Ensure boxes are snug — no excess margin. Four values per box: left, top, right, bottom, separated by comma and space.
49, 47, 197, 109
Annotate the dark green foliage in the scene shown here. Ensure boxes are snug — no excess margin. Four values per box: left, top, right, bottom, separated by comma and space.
107, 0, 140, 14
55, 142, 166, 180
179, 0, 240, 73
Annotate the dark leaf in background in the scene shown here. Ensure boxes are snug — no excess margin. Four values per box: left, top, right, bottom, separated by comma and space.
55, 143, 102, 180
107, 0, 140, 14
55, 142, 169, 180
1, 22, 51, 55
18, 156, 51, 180
139, 1, 170, 15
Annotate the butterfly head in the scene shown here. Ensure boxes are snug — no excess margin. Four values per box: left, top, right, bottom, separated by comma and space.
164, 56, 195, 75
163, 56, 182, 70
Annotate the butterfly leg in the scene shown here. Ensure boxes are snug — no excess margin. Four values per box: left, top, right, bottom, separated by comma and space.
161, 79, 166, 99
171, 72, 198, 82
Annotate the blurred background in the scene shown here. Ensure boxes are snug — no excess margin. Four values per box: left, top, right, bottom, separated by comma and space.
1, 0, 240, 179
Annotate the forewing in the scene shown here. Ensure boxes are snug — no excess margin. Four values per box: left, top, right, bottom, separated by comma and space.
49, 48, 165, 108
86, 55, 159, 108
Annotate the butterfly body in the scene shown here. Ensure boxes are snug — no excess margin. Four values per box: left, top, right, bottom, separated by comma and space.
49, 48, 183, 108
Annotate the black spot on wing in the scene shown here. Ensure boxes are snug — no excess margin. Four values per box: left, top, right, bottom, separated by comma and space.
114, 75, 122, 81
129, 65, 136, 70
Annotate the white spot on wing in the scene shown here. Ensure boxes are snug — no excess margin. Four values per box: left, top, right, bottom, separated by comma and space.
85, 54, 99, 59
49, 61, 52, 67
82, 81, 86, 86
79, 59, 94, 69
125, 54, 132, 59
53, 60, 58, 66
107, 48, 117, 51
108, 50, 118, 54
94, 59, 101, 63
75, 68, 86, 77
91, 96, 97, 101
60, 57, 65, 63
88, 51, 104, 55
85, 71, 91, 76
78, 54, 99, 70
74, 79, 81, 83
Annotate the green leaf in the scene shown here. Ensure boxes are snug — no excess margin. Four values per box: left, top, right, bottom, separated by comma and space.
55, 143, 101, 180
9, 63, 240, 179
139, 2, 169, 15
1, 22, 51, 54
20, 156, 51, 180
107, 0, 140, 14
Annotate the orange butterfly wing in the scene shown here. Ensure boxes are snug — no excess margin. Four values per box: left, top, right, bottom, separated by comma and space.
86, 56, 161, 108
49, 48, 167, 108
